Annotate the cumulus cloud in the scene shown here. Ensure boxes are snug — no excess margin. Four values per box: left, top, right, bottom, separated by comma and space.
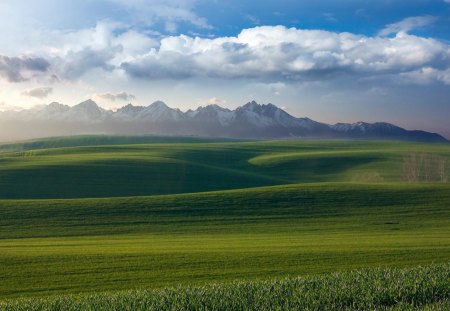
49, 22, 128, 79
21, 87, 53, 99
120, 25, 450, 84
3, 23, 450, 87
57, 47, 119, 79
379, 16, 437, 36
0, 55, 50, 82
0, 21, 157, 82
397, 67, 450, 85
95, 92, 136, 101
45, 22, 159, 80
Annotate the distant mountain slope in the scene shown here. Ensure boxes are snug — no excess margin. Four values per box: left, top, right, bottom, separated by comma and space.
0, 100, 446, 142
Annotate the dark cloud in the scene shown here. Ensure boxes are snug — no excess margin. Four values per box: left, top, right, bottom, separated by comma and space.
58, 46, 121, 79
21, 87, 53, 99
0, 55, 50, 82
121, 52, 198, 80
115, 92, 136, 101
96, 92, 136, 101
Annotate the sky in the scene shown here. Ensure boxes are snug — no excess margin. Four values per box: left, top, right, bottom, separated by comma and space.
0, 0, 449, 137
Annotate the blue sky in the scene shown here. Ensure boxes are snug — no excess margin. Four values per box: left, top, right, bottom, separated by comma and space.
0, 0, 449, 137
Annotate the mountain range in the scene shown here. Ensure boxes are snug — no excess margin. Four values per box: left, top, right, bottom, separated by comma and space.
0, 100, 446, 142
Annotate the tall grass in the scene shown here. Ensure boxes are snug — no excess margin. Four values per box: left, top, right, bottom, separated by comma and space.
1, 264, 448, 311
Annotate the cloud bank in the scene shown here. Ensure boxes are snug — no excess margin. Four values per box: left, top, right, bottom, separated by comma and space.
121, 25, 450, 84
3, 23, 450, 87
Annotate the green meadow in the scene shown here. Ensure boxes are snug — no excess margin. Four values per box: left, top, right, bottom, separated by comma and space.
0, 137, 449, 309
0, 138, 449, 199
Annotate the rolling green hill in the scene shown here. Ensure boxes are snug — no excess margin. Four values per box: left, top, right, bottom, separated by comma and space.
0, 135, 240, 154
0, 183, 449, 298
0, 137, 449, 306
0, 137, 448, 199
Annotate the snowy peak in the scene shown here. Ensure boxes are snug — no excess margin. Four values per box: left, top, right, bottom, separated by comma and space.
72, 99, 103, 114
75, 99, 98, 108
0, 100, 446, 142
34, 102, 71, 120
192, 104, 234, 126
114, 104, 145, 120
138, 101, 184, 121
241, 100, 260, 112
235, 102, 276, 127
236, 101, 307, 128
69, 99, 109, 121
116, 103, 144, 114
42, 102, 69, 113
45, 102, 70, 112
148, 100, 169, 109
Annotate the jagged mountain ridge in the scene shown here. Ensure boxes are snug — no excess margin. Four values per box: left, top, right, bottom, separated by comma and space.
0, 100, 446, 142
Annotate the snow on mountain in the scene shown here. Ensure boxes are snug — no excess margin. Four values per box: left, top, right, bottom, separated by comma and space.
0, 99, 446, 142
234, 101, 278, 127
114, 104, 145, 120
234, 101, 327, 130
137, 101, 185, 122
67, 99, 110, 122
190, 104, 235, 126
295, 117, 327, 129
35, 102, 71, 120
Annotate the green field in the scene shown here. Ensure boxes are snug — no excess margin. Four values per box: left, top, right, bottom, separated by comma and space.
2, 264, 449, 310
0, 138, 449, 199
0, 136, 449, 308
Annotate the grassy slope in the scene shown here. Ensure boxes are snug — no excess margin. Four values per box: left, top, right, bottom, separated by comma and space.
0, 138, 449, 301
0, 139, 449, 199
0, 135, 240, 153
0, 183, 449, 298
1, 264, 449, 310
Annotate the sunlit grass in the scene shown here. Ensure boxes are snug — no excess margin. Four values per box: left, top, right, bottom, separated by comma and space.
0, 183, 448, 298
0, 137, 448, 306
1, 264, 448, 310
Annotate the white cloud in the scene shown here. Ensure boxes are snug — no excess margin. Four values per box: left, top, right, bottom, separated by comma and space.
379, 16, 437, 36
121, 25, 450, 84
10, 21, 157, 81
21, 87, 53, 99
397, 67, 450, 85
2, 23, 450, 88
